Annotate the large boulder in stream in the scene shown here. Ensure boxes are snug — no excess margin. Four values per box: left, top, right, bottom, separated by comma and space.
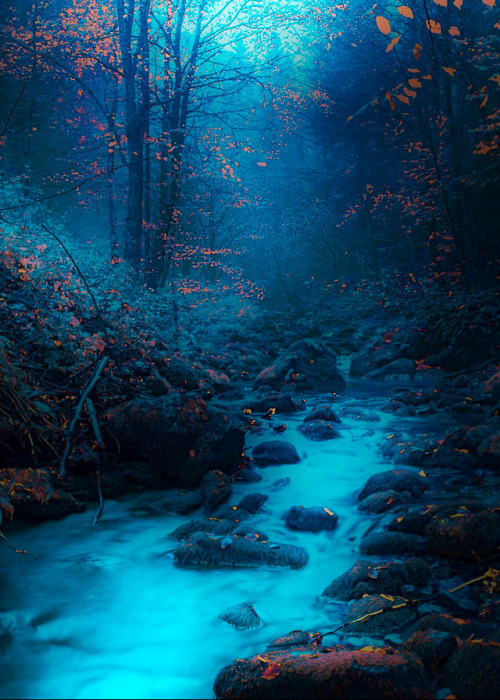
101, 393, 245, 486
251, 440, 300, 467
214, 642, 430, 699
284, 505, 339, 532
173, 532, 308, 568
0, 467, 85, 522
253, 339, 346, 394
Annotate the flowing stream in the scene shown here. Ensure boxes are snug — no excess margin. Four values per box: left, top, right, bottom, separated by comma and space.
0, 379, 453, 699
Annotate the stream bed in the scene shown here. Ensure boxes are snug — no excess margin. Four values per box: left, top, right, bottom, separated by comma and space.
0, 379, 455, 699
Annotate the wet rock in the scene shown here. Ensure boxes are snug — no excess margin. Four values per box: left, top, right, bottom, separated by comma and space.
211, 504, 251, 522
218, 603, 262, 630
425, 509, 500, 560
340, 407, 381, 422
245, 393, 302, 414
0, 468, 85, 522
237, 493, 268, 514
429, 447, 479, 471
360, 531, 429, 556
284, 505, 339, 532
344, 594, 418, 636
214, 644, 430, 699
298, 420, 340, 441
160, 355, 201, 390
444, 640, 500, 700
413, 613, 473, 639
358, 469, 429, 501
133, 489, 203, 515
232, 468, 263, 483
251, 440, 300, 467
476, 431, 500, 468
173, 532, 308, 569
303, 405, 341, 423
101, 394, 245, 486
322, 558, 430, 601
253, 338, 346, 394
201, 470, 231, 513
403, 629, 458, 672
366, 358, 416, 379
358, 489, 412, 514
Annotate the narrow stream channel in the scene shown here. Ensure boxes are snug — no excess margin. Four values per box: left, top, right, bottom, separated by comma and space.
0, 379, 454, 699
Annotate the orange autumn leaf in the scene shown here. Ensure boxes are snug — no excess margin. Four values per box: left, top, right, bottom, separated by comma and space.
433, 0, 447, 6
256, 655, 269, 663
263, 663, 281, 680
426, 19, 442, 33
324, 507, 335, 516
481, 95, 488, 108
449, 26, 460, 36
482, 0, 495, 6
376, 15, 391, 35
397, 5, 414, 18
409, 78, 422, 88
404, 87, 417, 97
396, 93, 410, 104
256, 162, 267, 167
443, 66, 457, 76
454, 0, 462, 7
414, 43, 423, 60
385, 92, 396, 110
386, 35, 401, 52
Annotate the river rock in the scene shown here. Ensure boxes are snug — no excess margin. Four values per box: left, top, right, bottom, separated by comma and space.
0, 468, 85, 522
360, 531, 429, 555
237, 492, 268, 514
425, 509, 500, 560
244, 393, 302, 414
101, 393, 245, 486
344, 594, 418, 636
403, 629, 458, 671
173, 532, 308, 568
160, 355, 201, 389
365, 358, 416, 379
284, 505, 339, 532
214, 644, 430, 699
251, 440, 300, 466
322, 558, 430, 601
133, 488, 203, 515
299, 420, 341, 441
303, 405, 341, 423
358, 469, 429, 501
253, 338, 346, 394
444, 640, 500, 700
218, 603, 262, 630
201, 470, 231, 513
476, 431, 500, 468
358, 489, 412, 514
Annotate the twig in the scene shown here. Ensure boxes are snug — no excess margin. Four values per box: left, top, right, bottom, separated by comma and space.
40, 224, 109, 346
59, 356, 108, 477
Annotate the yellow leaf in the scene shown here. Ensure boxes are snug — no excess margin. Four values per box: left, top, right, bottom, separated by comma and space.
256, 655, 269, 663
387, 35, 401, 52
376, 15, 392, 34
426, 19, 442, 34
380, 594, 394, 601
397, 6, 414, 18
419, 470, 427, 477
243, 408, 252, 414
324, 508, 335, 516
397, 516, 405, 523
451, 513, 467, 518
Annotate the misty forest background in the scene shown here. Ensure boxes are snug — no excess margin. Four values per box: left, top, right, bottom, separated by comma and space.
0, 0, 499, 498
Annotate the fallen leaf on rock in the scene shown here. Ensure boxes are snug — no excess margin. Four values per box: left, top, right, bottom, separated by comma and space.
263, 663, 281, 680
